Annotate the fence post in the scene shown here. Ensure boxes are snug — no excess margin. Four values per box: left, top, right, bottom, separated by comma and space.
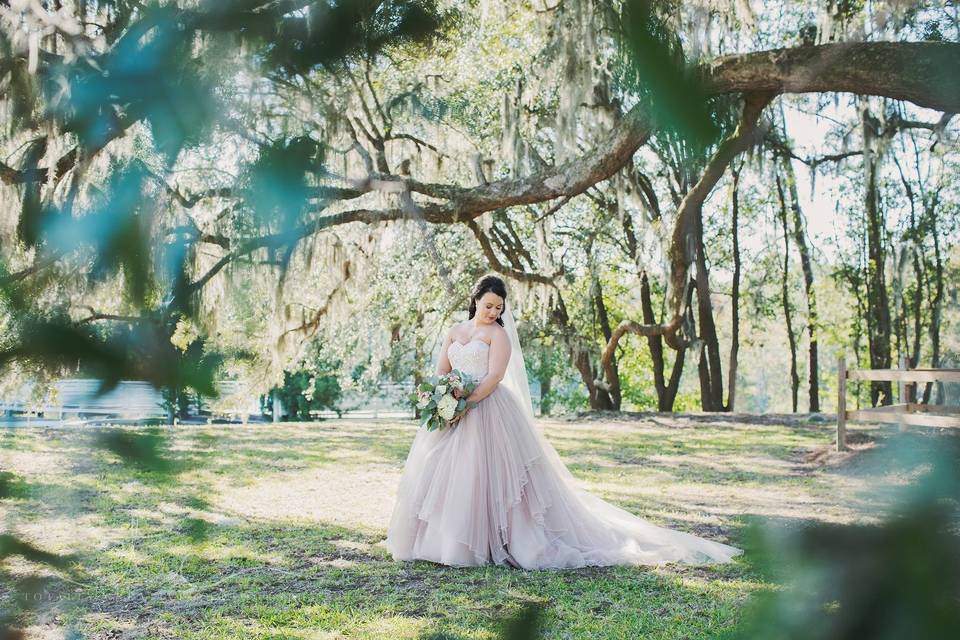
898, 356, 909, 432
837, 355, 847, 452
898, 355, 907, 404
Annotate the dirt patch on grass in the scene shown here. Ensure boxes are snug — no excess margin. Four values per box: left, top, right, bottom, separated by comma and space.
2, 447, 74, 477
555, 411, 835, 430
212, 463, 401, 531
9, 512, 120, 556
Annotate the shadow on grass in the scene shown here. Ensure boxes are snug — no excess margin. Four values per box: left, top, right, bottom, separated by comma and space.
9, 415, 938, 639
55, 516, 753, 639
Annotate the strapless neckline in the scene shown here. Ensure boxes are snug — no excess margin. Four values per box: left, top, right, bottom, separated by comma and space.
449, 338, 490, 350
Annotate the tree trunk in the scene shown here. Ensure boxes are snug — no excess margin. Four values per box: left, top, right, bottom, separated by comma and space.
593, 276, 622, 410
413, 311, 426, 419
577, 345, 616, 410
924, 194, 945, 404
692, 204, 726, 411
725, 163, 742, 411
551, 293, 616, 410
893, 146, 945, 405
272, 390, 282, 422
776, 171, 800, 412
779, 154, 821, 411
860, 99, 893, 406
893, 161, 924, 386
539, 375, 552, 416
640, 271, 686, 411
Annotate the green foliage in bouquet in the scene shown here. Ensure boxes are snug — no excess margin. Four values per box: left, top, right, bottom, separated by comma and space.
410, 369, 479, 431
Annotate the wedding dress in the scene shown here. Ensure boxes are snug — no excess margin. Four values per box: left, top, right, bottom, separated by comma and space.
384, 302, 742, 570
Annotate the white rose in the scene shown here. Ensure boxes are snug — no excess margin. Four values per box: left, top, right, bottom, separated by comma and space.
437, 394, 458, 420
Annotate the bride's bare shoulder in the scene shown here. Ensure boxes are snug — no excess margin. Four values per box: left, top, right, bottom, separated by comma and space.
445, 320, 469, 341
488, 322, 508, 341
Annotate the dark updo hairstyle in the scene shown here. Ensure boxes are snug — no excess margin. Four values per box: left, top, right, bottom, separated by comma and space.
468, 274, 507, 327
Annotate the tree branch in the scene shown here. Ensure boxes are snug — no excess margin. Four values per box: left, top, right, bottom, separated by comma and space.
76, 306, 143, 324
704, 42, 960, 114
663, 91, 775, 344
464, 218, 561, 285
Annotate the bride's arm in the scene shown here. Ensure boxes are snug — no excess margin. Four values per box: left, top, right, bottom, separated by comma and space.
465, 329, 511, 403
435, 329, 454, 376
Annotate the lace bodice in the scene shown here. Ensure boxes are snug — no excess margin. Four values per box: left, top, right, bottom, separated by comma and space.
447, 339, 490, 380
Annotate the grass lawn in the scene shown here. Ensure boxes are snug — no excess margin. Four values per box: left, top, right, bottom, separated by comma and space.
0, 412, 926, 639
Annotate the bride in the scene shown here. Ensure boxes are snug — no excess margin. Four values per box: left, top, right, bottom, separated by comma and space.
384, 274, 742, 569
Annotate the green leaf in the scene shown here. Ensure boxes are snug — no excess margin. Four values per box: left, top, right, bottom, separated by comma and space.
614, 0, 718, 151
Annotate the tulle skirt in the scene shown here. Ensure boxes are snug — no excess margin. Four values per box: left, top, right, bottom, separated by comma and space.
384, 384, 743, 569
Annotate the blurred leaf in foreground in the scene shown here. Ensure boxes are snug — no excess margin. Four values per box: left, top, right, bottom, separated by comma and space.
723, 432, 960, 640
614, 0, 719, 151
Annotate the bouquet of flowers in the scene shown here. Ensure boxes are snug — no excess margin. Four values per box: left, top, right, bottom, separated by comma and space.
410, 369, 480, 431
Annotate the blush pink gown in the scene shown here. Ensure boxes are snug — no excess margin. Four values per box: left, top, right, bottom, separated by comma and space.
384, 338, 743, 569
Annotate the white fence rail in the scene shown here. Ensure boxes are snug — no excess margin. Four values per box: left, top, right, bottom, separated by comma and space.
0, 379, 417, 423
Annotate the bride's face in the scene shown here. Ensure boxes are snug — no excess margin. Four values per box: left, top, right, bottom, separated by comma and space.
474, 292, 504, 325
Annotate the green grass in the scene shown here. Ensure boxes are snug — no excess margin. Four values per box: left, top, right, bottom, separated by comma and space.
0, 413, 915, 639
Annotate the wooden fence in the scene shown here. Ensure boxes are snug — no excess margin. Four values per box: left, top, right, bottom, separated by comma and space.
836, 356, 960, 451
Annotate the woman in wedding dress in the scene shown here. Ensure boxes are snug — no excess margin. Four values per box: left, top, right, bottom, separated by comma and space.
384, 274, 742, 569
